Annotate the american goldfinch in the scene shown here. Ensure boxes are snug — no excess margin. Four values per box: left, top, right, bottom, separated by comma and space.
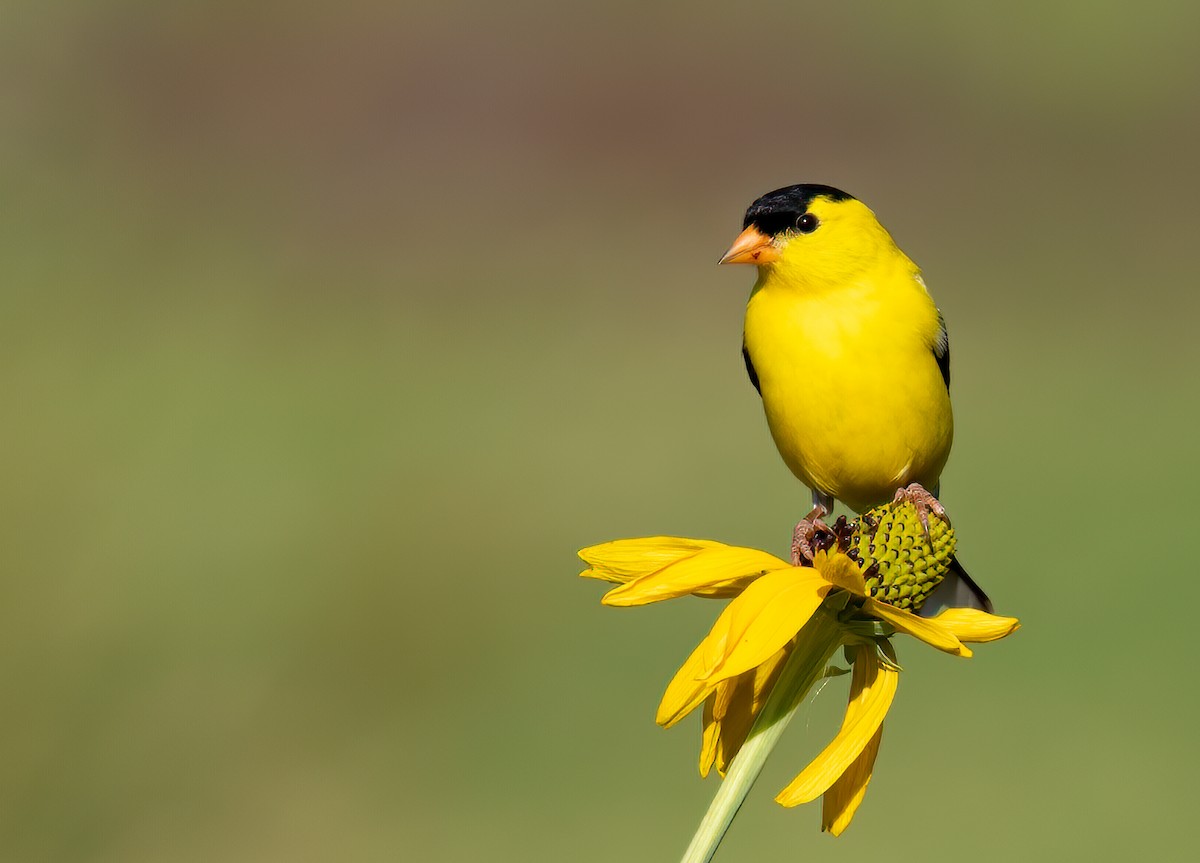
721, 183, 989, 612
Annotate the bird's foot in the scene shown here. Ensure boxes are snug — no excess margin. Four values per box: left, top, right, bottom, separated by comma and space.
892, 483, 949, 539
791, 504, 833, 565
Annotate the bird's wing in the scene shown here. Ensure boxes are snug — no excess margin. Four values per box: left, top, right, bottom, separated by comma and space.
742, 341, 761, 395
934, 311, 950, 391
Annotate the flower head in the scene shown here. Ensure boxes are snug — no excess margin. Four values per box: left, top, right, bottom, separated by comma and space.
580, 502, 1018, 840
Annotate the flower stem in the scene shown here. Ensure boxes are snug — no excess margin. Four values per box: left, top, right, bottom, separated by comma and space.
678, 609, 845, 863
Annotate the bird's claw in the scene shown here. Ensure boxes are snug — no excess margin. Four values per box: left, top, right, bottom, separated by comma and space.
892, 483, 949, 540
791, 504, 832, 565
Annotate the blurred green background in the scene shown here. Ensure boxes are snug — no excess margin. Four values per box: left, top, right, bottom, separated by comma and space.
2, 2, 1198, 860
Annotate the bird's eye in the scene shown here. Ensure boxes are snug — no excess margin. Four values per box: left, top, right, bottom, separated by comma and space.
795, 213, 819, 234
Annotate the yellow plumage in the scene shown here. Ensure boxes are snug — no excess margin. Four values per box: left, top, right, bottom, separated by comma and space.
728, 187, 952, 514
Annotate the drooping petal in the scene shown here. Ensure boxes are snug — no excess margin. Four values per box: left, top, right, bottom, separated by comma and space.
579, 536, 723, 583
699, 674, 752, 778
818, 643, 885, 835
931, 607, 1021, 643
658, 589, 753, 728
658, 635, 720, 728
699, 646, 792, 777
812, 550, 867, 596
698, 568, 833, 682
862, 597, 972, 657
602, 546, 789, 607
821, 724, 883, 836
699, 692, 720, 777
714, 643, 791, 777
776, 643, 898, 807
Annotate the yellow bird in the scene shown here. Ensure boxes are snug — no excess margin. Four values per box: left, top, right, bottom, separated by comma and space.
721, 183, 988, 611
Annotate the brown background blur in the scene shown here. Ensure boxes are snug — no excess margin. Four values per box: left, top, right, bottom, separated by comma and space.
2, 2, 1198, 861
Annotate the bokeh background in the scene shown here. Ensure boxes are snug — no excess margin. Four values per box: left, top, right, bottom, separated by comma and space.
3, 2, 1198, 860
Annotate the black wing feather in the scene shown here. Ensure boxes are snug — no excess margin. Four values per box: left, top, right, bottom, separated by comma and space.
934, 311, 950, 391
742, 343, 761, 396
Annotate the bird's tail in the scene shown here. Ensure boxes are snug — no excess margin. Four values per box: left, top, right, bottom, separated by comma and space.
917, 555, 993, 618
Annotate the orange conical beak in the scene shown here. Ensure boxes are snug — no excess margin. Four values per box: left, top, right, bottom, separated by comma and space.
718, 225, 780, 265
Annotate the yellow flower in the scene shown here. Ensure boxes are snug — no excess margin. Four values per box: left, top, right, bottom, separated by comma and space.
579, 535, 1018, 841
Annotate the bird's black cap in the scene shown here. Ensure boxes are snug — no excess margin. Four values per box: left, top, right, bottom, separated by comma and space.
743, 184, 855, 236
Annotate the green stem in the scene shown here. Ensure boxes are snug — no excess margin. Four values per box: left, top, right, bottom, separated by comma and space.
678, 608, 845, 863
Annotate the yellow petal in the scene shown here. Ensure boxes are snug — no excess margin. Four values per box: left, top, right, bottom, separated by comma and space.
932, 607, 1021, 643
657, 635, 719, 728
688, 582, 758, 599
818, 643, 885, 835
579, 536, 723, 583
862, 597, 972, 657
699, 692, 720, 778
715, 644, 791, 777
776, 644, 898, 807
699, 568, 832, 682
822, 724, 883, 836
701, 673, 758, 778
602, 545, 789, 607
812, 550, 867, 596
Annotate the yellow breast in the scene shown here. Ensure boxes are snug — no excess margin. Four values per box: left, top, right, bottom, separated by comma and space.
743, 263, 952, 513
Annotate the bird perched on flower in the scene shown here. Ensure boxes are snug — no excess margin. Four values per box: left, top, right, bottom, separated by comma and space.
721, 184, 987, 611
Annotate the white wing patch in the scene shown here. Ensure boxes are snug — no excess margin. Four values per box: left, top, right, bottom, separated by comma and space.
934, 316, 949, 358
